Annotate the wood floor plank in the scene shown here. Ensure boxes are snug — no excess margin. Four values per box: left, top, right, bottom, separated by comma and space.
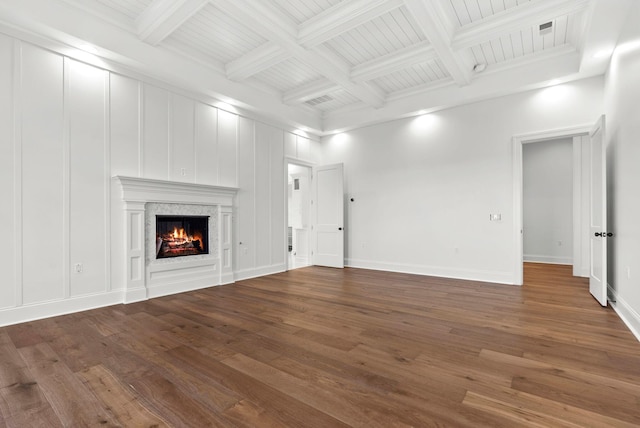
0, 332, 60, 427
77, 364, 168, 427
1, 263, 639, 426
18, 342, 120, 427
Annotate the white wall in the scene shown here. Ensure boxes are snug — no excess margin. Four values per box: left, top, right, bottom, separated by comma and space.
604, 0, 640, 338
523, 138, 573, 264
0, 34, 319, 325
321, 77, 604, 284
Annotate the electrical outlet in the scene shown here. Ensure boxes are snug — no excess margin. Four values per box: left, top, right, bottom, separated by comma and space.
181, 168, 187, 177
74, 263, 83, 273
489, 214, 502, 221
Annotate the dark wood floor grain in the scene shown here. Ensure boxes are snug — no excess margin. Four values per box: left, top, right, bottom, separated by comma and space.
1, 263, 639, 427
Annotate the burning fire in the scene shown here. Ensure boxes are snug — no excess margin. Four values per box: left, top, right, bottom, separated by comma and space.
173, 227, 189, 241
157, 227, 204, 258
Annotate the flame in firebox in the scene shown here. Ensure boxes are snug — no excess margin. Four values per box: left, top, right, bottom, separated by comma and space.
173, 227, 189, 240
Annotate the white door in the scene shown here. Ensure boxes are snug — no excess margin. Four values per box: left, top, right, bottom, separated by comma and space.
312, 163, 344, 268
589, 115, 607, 306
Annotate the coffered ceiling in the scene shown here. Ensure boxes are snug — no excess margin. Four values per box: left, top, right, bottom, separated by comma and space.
0, 0, 629, 135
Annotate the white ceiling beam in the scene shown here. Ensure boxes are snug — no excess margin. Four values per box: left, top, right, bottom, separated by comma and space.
304, 45, 386, 107
283, 79, 341, 105
298, 0, 404, 48
226, 42, 292, 81
351, 41, 436, 82
402, 0, 472, 86
451, 0, 591, 51
136, 0, 209, 45
324, 50, 582, 133
214, 0, 386, 108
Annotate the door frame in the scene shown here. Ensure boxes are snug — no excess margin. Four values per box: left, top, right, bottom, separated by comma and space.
284, 157, 314, 271
512, 124, 592, 285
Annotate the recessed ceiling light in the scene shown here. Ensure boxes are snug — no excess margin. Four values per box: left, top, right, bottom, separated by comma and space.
473, 63, 486, 73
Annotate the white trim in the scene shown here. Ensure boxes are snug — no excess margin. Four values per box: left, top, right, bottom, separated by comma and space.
512, 124, 591, 285
572, 136, 582, 277
523, 255, 572, 265
609, 284, 640, 342
346, 259, 515, 285
0, 290, 123, 327
235, 264, 286, 282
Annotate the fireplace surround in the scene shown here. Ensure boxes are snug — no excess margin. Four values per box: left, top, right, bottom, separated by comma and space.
113, 176, 237, 303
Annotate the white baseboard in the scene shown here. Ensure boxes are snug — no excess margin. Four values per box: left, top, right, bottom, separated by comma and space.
235, 264, 286, 281
0, 291, 123, 327
608, 284, 640, 342
221, 272, 235, 285
124, 287, 147, 303
345, 259, 514, 285
523, 255, 572, 265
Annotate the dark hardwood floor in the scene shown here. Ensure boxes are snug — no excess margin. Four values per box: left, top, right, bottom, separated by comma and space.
1, 263, 639, 427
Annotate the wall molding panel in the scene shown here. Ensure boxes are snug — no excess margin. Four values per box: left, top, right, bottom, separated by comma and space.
0, 31, 319, 327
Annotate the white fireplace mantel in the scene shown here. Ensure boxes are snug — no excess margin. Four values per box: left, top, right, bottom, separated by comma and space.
112, 176, 238, 303
114, 175, 237, 206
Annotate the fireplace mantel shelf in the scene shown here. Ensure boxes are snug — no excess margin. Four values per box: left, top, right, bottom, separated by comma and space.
113, 176, 237, 206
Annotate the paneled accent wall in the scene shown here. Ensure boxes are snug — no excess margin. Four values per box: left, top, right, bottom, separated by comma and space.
0, 34, 319, 326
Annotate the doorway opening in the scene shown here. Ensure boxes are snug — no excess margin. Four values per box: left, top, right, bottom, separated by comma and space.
287, 163, 312, 270
523, 138, 574, 267
513, 125, 592, 285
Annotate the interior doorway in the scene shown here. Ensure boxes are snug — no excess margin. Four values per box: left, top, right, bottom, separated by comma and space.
522, 138, 574, 266
287, 163, 312, 270
513, 125, 592, 285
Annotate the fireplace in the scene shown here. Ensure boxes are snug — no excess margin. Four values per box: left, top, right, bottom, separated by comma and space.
155, 215, 209, 259
113, 176, 236, 303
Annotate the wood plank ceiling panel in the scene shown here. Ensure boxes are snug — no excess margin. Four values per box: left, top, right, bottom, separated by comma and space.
372, 59, 449, 93
468, 14, 575, 66
253, 58, 324, 92
269, 0, 344, 24
451, 0, 533, 24
95, 0, 153, 19
162, 3, 268, 64
324, 6, 425, 67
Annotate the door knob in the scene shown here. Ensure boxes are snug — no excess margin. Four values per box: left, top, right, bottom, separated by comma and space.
338, 227, 343, 231
595, 232, 603, 237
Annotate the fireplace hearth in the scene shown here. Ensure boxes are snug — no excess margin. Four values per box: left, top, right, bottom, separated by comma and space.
156, 215, 209, 259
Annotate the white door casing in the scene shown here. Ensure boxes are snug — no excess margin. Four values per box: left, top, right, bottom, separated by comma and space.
312, 163, 344, 268
589, 115, 607, 306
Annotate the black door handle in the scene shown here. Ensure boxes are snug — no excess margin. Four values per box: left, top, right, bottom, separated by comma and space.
595, 232, 614, 237
338, 227, 343, 231
595, 232, 603, 237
